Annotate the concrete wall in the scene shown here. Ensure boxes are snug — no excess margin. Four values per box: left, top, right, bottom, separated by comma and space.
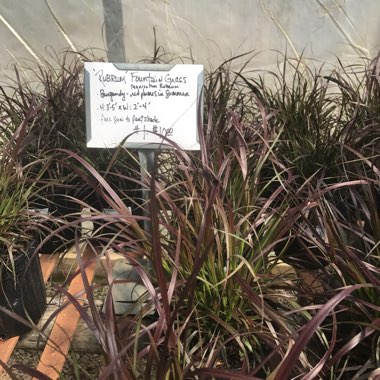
1, 0, 379, 80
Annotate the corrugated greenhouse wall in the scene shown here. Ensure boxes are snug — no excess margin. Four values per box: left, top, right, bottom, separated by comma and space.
0, 0, 379, 79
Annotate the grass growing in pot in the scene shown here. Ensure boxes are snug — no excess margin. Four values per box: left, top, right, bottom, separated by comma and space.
306, 183, 380, 379
241, 55, 380, 379
0, 51, 93, 253
0, 50, 89, 154
0, 49, 143, 253
38, 50, 140, 206
148, 131, 305, 376
240, 56, 370, 268
0, 105, 48, 339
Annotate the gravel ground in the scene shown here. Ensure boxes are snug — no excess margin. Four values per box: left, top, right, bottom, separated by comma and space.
6, 350, 105, 379
6, 350, 150, 379
2, 281, 108, 379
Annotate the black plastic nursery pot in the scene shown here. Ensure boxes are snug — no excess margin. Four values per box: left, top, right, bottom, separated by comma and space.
277, 236, 329, 270
0, 243, 46, 339
89, 179, 143, 218
93, 208, 132, 246
30, 192, 82, 254
90, 184, 144, 246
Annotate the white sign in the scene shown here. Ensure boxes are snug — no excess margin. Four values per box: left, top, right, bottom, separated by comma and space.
84, 62, 203, 150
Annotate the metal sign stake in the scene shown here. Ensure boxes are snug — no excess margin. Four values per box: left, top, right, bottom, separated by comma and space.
138, 149, 155, 235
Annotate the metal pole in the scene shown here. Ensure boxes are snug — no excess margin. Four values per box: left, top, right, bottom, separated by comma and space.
138, 149, 155, 235
102, 0, 126, 63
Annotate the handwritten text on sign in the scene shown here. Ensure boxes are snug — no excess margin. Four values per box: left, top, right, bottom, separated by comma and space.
84, 63, 203, 150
